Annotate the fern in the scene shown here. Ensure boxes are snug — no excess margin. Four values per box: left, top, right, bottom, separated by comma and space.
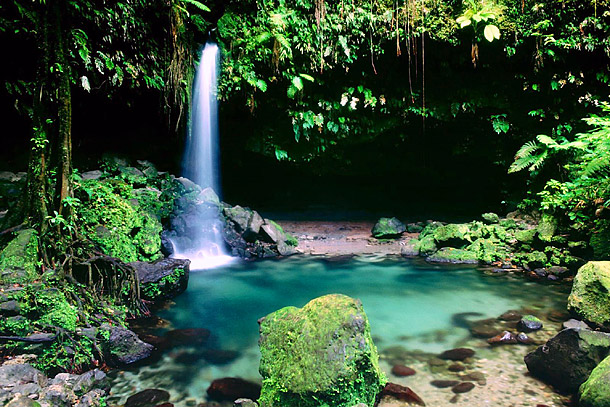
180, 0, 210, 12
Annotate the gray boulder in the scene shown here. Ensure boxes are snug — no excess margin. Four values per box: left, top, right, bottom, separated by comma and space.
100, 324, 153, 366
372, 217, 406, 238
524, 328, 610, 392
129, 258, 190, 301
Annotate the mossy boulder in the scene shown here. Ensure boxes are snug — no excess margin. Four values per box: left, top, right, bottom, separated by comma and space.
579, 355, 610, 407
258, 294, 386, 407
426, 248, 478, 264
432, 224, 472, 248
537, 214, 558, 243
418, 236, 437, 256
75, 179, 163, 263
515, 228, 536, 245
0, 229, 39, 285
130, 258, 190, 301
467, 238, 505, 263
371, 217, 406, 238
568, 262, 610, 329
481, 212, 500, 224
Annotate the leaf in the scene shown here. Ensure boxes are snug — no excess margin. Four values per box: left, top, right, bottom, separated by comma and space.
456, 16, 472, 28
287, 84, 297, 99
255, 79, 267, 92
180, 0, 210, 12
299, 73, 315, 82
80, 76, 91, 92
292, 76, 303, 91
536, 134, 559, 147
484, 25, 500, 42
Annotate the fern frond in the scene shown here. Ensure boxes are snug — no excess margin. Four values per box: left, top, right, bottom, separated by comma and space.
180, 0, 210, 12
581, 156, 610, 177
536, 134, 559, 147
529, 150, 548, 171
514, 141, 539, 159
509, 154, 538, 173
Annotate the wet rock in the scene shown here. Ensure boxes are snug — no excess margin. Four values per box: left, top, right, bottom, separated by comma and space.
73, 369, 108, 394
0, 300, 20, 316
130, 258, 190, 301
100, 324, 153, 365
548, 266, 570, 278
488, 331, 517, 345
207, 378, 261, 402
518, 315, 543, 332
579, 355, 610, 407
371, 217, 406, 238
202, 349, 240, 365
125, 389, 171, 407
547, 310, 570, 322
391, 365, 416, 377
430, 380, 460, 388
233, 399, 258, 407
498, 310, 522, 321
164, 328, 211, 346
563, 319, 590, 330
482, 213, 499, 224
258, 294, 385, 407
452, 382, 475, 394
400, 245, 419, 257
524, 328, 610, 392
439, 348, 475, 361
516, 332, 535, 345
461, 372, 486, 385
260, 221, 285, 244
447, 363, 465, 372
568, 261, 610, 329
469, 318, 503, 338
379, 383, 425, 406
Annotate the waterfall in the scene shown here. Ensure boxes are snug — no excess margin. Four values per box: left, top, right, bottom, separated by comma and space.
170, 42, 235, 270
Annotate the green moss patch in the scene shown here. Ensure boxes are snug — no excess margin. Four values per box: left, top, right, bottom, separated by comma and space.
0, 229, 39, 285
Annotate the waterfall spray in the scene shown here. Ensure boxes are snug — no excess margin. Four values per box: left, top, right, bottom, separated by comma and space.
170, 42, 234, 270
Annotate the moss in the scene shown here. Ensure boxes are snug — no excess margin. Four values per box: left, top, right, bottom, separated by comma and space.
75, 179, 162, 262
432, 223, 472, 247
0, 229, 39, 285
371, 217, 405, 238
419, 221, 443, 238
468, 238, 507, 263
568, 262, 610, 329
499, 219, 517, 230
579, 355, 610, 407
258, 294, 386, 407
590, 220, 610, 260
426, 248, 478, 264
268, 220, 298, 247
141, 267, 186, 300
537, 214, 558, 243
418, 236, 437, 256
515, 228, 536, 245
482, 212, 500, 224
520, 251, 548, 269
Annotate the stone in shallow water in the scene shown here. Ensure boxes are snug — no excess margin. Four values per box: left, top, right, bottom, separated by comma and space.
125, 389, 170, 407
391, 364, 416, 377
379, 383, 425, 406
452, 382, 475, 394
568, 261, 610, 329
206, 378, 261, 402
430, 380, 460, 388
258, 294, 385, 407
498, 310, 522, 321
488, 331, 517, 345
439, 348, 475, 361
517, 315, 543, 332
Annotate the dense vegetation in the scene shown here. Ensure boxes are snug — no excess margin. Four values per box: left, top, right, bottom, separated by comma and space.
0, 0, 609, 375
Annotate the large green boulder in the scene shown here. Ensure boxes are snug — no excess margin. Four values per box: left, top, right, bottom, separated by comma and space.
0, 229, 39, 285
371, 217, 406, 238
568, 262, 610, 329
580, 355, 610, 407
432, 223, 472, 248
258, 294, 386, 407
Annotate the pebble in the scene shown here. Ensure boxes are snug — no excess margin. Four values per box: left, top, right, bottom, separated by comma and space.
447, 363, 465, 372
391, 365, 416, 377
430, 380, 460, 388
439, 348, 475, 361
452, 382, 475, 394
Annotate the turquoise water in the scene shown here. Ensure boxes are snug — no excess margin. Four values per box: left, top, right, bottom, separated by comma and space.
109, 256, 568, 405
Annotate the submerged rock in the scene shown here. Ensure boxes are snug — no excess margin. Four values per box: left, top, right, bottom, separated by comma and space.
439, 348, 475, 361
524, 328, 610, 392
568, 261, 610, 329
258, 294, 386, 407
517, 315, 543, 332
371, 217, 406, 238
125, 389, 170, 407
207, 378, 261, 402
391, 364, 416, 377
579, 355, 610, 407
379, 383, 425, 406
100, 324, 153, 366
487, 331, 517, 345
451, 382, 475, 394
130, 258, 190, 301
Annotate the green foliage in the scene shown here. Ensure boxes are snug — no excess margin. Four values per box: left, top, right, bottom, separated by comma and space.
456, 0, 503, 42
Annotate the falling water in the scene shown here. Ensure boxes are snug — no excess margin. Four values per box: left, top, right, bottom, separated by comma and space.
170, 42, 234, 270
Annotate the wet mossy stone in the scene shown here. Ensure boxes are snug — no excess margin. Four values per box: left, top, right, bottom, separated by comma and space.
537, 215, 558, 243
517, 315, 543, 332
524, 328, 610, 393
418, 236, 437, 256
481, 212, 500, 224
129, 258, 190, 301
426, 248, 478, 264
467, 238, 504, 264
432, 224, 472, 248
568, 262, 610, 329
372, 217, 406, 238
515, 228, 536, 245
258, 294, 386, 407
579, 355, 610, 407
0, 229, 39, 285
100, 324, 153, 366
